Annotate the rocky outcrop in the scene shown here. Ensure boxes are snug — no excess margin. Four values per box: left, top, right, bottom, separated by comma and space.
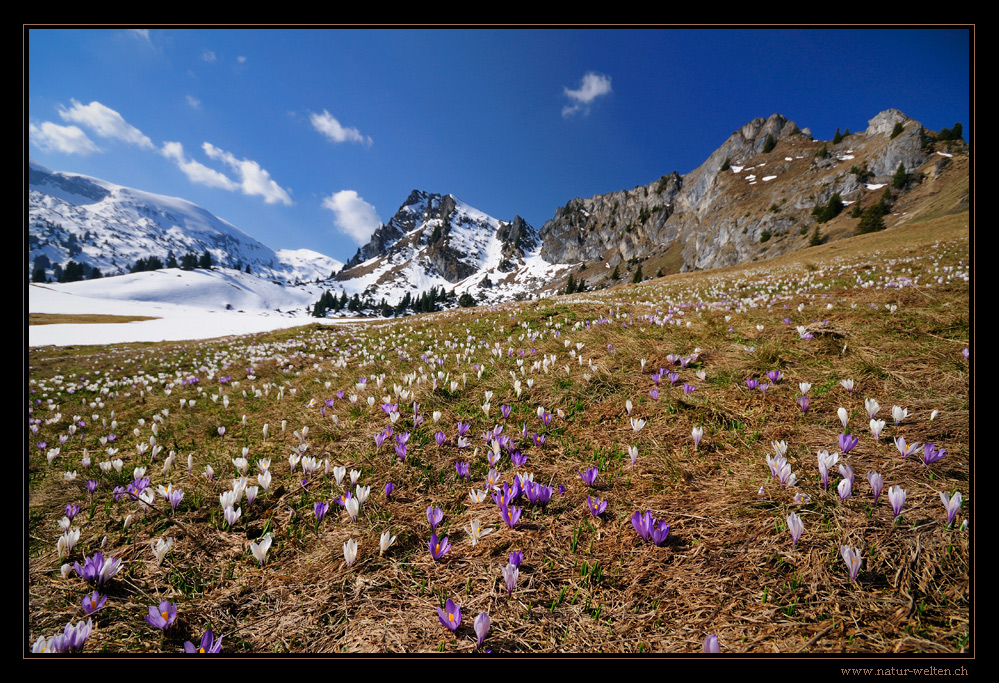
537, 109, 954, 284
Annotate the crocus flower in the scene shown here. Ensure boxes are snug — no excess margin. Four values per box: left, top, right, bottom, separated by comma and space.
251, 534, 272, 566
840, 545, 862, 582
81, 591, 107, 616
888, 486, 906, 520
500, 503, 522, 528
840, 379, 854, 394
380, 530, 397, 555
345, 497, 359, 522
587, 496, 607, 517
867, 472, 884, 504
651, 520, 670, 546
838, 433, 859, 454
869, 419, 886, 442
692, 426, 703, 449
474, 612, 490, 649
894, 436, 921, 459
74, 552, 121, 587
145, 600, 178, 631
703, 634, 721, 653
427, 505, 444, 529
632, 510, 653, 542
502, 562, 519, 596
837, 477, 852, 502
891, 406, 908, 425
796, 395, 810, 414
185, 629, 223, 653
455, 461, 471, 481
940, 491, 963, 527
767, 370, 783, 384
578, 467, 598, 487
922, 443, 947, 467
509, 550, 523, 567
437, 599, 462, 632
429, 532, 451, 560
466, 519, 493, 546
864, 398, 880, 419
314, 501, 329, 527
837, 407, 849, 429
683, 383, 696, 395
384, 482, 395, 499
343, 538, 358, 566
745, 378, 759, 390
787, 512, 804, 548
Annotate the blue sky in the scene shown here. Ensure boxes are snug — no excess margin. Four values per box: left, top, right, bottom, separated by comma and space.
28, 28, 970, 263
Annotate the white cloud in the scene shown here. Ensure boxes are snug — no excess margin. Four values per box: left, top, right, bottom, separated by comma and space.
237, 55, 247, 64
29, 122, 101, 156
161, 141, 238, 191
58, 99, 154, 150
202, 50, 216, 63
186, 95, 202, 109
129, 29, 151, 43
202, 142, 293, 206
561, 72, 612, 118
322, 190, 381, 245
310, 109, 372, 146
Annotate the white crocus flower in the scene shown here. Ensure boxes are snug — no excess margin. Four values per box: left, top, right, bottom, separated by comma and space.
379, 530, 396, 555
343, 538, 358, 566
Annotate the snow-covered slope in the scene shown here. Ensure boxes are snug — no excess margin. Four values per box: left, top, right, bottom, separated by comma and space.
28, 161, 341, 283
27, 267, 348, 347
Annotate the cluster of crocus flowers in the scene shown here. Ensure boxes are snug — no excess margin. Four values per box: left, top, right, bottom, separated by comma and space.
74, 552, 121, 587
631, 510, 670, 546
32, 618, 93, 653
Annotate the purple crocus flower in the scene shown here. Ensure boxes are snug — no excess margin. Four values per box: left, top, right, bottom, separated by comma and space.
81, 591, 107, 616
867, 471, 884, 504
767, 370, 783, 384
745, 378, 759, 390
649, 388, 660, 401
86, 480, 98, 494
840, 545, 862, 583
888, 486, 906, 520
474, 612, 490, 649
587, 496, 607, 517
74, 552, 121, 587
500, 503, 522, 528
435, 431, 447, 447
455, 461, 470, 481
940, 491, 962, 527
510, 451, 527, 468
631, 510, 653, 542
838, 433, 859, 455
457, 422, 471, 437
65, 503, 80, 522
502, 562, 519, 596
683, 383, 696, 395
922, 443, 947, 467
578, 467, 598, 487
427, 505, 444, 529
394, 442, 407, 462
145, 600, 178, 631
314, 501, 329, 526
500, 404, 511, 420
703, 634, 721, 653
796, 395, 810, 414
168, 488, 184, 511
509, 550, 523, 567
429, 532, 451, 561
185, 629, 223, 653
786, 512, 804, 548
374, 430, 387, 450
384, 482, 395, 499
437, 599, 462, 632
651, 520, 671, 546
